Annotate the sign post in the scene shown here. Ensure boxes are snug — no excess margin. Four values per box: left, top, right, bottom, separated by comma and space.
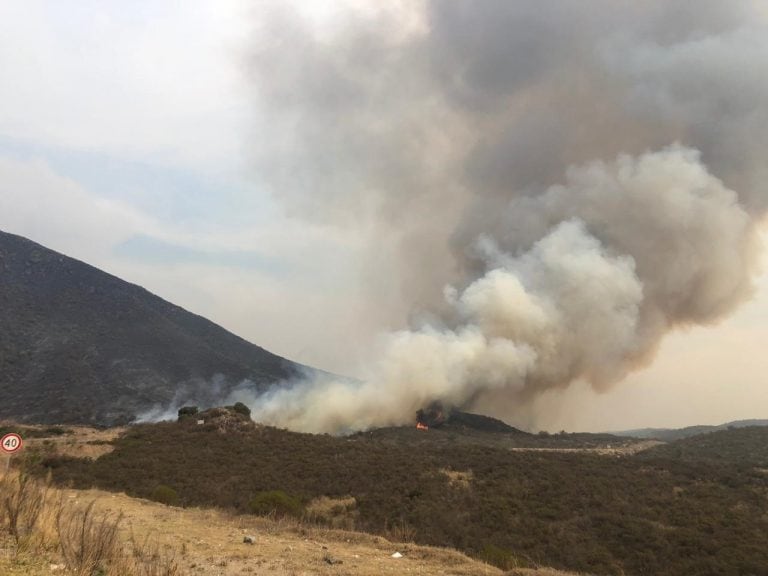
1, 432, 23, 476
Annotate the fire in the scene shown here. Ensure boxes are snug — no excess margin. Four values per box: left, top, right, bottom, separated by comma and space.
416, 422, 429, 431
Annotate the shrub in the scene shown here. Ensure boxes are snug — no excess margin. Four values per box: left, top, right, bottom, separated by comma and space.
0, 470, 48, 548
56, 500, 122, 575
150, 485, 179, 506
479, 543, 519, 570
177, 406, 198, 420
385, 518, 417, 543
306, 496, 358, 529
232, 402, 251, 418
43, 426, 71, 436
248, 490, 302, 518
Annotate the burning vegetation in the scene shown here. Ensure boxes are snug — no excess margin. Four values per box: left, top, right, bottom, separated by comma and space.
416, 402, 448, 430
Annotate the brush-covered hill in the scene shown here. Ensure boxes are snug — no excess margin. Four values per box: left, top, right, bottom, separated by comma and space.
614, 418, 768, 442
359, 409, 642, 452
0, 229, 310, 425
37, 416, 768, 576
639, 425, 768, 466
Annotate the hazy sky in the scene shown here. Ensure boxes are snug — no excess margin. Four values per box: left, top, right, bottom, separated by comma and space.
1, 1, 766, 432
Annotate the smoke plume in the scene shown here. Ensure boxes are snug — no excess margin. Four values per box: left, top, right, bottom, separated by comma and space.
244, 1, 767, 432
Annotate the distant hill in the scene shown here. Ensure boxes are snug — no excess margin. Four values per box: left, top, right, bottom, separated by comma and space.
440, 410, 524, 434
357, 409, 645, 453
613, 418, 768, 442
0, 230, 310, 425
639, 425, 768, 466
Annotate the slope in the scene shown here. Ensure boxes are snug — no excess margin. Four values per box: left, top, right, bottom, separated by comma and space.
0, 229, 308, 425
614, 419, 768, 442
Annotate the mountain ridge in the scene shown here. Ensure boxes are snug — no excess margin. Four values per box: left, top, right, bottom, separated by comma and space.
612, 418, 768, 441
0, 229, 311, 425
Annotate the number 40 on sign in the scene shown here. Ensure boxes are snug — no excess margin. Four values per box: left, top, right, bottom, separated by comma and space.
1, 433, 23, 454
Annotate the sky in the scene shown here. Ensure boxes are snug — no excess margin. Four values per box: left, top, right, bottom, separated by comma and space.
1, 1, 766, 432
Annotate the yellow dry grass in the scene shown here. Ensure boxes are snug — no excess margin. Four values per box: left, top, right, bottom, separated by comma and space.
304, 496, 358, 531
508, 439, 664, 456
2, 482, 583, 576
83, 488, 504, 575
439, 469, 474, 489
25, 425, 127, 460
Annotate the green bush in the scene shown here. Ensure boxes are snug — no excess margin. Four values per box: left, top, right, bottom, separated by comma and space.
248, 490, 302, 518
232, 402, 251, 418
43, 426, 71, 436
150, 484, 179, 506
177, 406, 199, 420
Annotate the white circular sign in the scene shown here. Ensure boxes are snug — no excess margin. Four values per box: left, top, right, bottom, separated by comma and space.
1, 433, 23, 454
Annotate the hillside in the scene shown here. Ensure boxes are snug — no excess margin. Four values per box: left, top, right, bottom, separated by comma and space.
614, 419, 768, 442
361, 410, 644, 453
0, 229, 310, 425
1, 485, 523, 576
35, 416, 768, 576
639, 425, 768, 466
0, 423, 579, 576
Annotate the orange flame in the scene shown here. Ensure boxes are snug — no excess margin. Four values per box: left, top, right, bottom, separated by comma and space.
416, 422, 429, 431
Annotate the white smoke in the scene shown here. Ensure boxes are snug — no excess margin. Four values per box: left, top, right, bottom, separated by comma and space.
247, 148, 756, 432
242, 2, 766, 432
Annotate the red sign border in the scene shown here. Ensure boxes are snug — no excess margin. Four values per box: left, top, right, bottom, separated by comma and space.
0, 432, 23, 454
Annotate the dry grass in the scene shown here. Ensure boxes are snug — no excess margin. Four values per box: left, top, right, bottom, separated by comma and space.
0, 472, 589, 576
507, 439, 664, 456
0, 470, 184, 576
87, 488, 501, 575
507, 570, 587, 576
56, 499, 122, 574
26, 426, 127, 460
1, 471, 49, 550
305, 496, 358, 531
0, 423, 583, 575
439, 468, 474, 489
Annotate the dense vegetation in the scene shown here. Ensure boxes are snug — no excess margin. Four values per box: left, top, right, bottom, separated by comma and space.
617, 419, 768, 442
0, 423, 72, 438
639, 426, 768, 466
36, 418, 768, 576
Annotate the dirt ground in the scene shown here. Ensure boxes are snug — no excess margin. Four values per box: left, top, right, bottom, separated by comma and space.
508, 439, 664, 456
1, 485, 580, 576
93, 489, 491, 575
93, 488, 587, 576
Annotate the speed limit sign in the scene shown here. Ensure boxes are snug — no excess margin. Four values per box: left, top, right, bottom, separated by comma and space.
1, 433, 23, 454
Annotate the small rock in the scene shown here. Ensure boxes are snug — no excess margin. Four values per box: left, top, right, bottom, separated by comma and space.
323, 553, 343, 565
243, 535, 256, 544
391, 552, 403, 558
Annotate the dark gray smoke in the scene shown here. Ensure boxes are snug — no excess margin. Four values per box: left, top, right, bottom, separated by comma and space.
243, 1, 766, 432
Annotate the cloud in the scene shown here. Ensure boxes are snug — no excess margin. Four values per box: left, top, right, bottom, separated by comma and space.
0, 155, 149, 263
0, 0, 250, 172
